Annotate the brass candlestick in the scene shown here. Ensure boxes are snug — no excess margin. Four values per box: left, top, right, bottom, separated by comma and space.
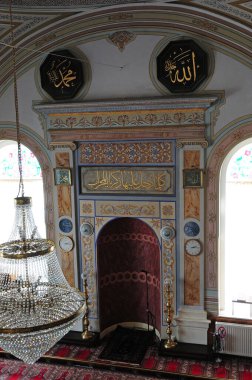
82, 277, 94, 340
164, 282, 177, 349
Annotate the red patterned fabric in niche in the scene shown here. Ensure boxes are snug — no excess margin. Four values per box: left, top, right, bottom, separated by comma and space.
97, 217, 161, 334
214, 366, 229, 378
53, 346, 71, 357
73, 349, 91, 360
190, 363, 204, 376
165, 360, 180, 372
142, 356, 157, 369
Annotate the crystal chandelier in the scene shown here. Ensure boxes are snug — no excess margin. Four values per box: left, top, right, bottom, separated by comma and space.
0, 1, 85, 364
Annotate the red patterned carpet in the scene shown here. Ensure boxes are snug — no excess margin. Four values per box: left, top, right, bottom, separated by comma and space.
1, 341, 252, 379
0, 357, 177, 380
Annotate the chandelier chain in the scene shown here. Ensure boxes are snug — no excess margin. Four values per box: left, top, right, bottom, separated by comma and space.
9, 0, 24, 198
0, 0, 85, 366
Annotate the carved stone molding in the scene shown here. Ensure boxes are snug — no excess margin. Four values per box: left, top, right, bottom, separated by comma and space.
176, 139, 209, 148
47, 110, 205, 130
0, 129, 7, 139
192, 18, 218, 32
80, 199, 176, 333
108, 13, 133, 21
49, 142, 77, 151
34, 96, 221, 145
108, 31, 136, 52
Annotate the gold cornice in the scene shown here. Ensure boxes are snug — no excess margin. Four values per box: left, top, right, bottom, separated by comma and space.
49, 142, 77, 151
176, 139, 209, 148
48, 126, 206, 144
34, 96, 221, 145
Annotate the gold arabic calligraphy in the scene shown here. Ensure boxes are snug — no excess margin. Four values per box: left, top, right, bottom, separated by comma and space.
165, 49, 198, 85
47, 58, 77, 89
84, 169, 172, 193
185, 170, 202, 186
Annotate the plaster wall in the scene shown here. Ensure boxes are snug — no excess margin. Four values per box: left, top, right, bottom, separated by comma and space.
0, 45, 251, 146
0, 69, 44, 139
77, 35, 162, 99
206, 53, 252, 138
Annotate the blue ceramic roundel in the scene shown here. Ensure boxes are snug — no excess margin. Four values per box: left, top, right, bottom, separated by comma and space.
184, 221, 200, 237
59, 218, 73, 234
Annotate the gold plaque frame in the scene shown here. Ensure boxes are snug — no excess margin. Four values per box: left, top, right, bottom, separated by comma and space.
54, 168, 72, 186
80, 166, 175, 195
183, 168, 204, 188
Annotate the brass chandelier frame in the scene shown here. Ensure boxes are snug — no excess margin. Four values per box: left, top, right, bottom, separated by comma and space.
0, 0, 85, 363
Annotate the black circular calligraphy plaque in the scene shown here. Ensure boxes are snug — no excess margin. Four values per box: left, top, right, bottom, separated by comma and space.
40, 49, 84, 100
156, 39, 208, 93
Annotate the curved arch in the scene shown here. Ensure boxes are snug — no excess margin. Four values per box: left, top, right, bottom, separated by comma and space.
95, 216, 162, 247
1, 5, 251, 93
219, 138, 252, 318
0, 126, 54, 240
97, 217, 161, 336
205, 121, 252, 315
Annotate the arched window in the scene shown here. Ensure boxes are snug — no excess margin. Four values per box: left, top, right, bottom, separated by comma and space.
219, 139, 252, 319
0, 140, 46, 243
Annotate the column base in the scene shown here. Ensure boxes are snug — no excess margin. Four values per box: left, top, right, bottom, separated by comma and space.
174, 308, 210, 345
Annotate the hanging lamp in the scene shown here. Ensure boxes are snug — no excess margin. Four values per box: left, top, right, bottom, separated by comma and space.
0, 1, 85, 364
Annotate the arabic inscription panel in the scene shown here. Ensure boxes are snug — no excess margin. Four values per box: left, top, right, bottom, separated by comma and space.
40, 49, 85, 100
156, 39, 209, 94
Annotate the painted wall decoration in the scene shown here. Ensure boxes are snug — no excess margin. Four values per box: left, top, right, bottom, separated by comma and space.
184, 150, 201, 306
156, 39, 208, 93
80, 167, 175, 194
95, 200, 159, 217
78, 140, 175, 165
40, 49, 84, 100
46, 109, 205, 130
79, 199, 176, 332
107, 31, 136, 52
55, 152, 75, 287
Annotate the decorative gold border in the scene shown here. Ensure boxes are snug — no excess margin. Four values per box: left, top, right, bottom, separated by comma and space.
49, 142, 77, 151
80, 166, 175, 195
80, 200, 176, 328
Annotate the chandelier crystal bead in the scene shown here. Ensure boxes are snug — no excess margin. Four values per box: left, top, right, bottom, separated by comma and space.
0, 0, 85, 363
0, 197, 85, 363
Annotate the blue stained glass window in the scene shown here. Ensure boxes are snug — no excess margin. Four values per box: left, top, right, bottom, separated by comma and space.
0, 144, 41, 179
226, 144, 252, 182
0, 140, 45, 243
